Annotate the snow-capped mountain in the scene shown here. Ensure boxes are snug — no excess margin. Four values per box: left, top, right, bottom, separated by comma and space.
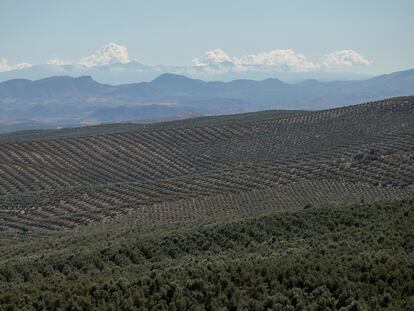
0, 43, 372, 84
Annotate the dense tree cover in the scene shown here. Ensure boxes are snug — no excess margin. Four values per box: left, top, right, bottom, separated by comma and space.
0, 198, 413, 310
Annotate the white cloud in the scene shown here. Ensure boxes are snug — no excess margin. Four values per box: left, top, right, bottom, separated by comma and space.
236, 49, 319, 72
191, 49, 319, 73
0, 58, 32, 72
47, 58, 71, 66
1, 44, 371, 77
79, 42, 130, 67
45, 43, 131, 68
192, 49, 233, 66
322, 50, 371, 69
190, 48, 371, 75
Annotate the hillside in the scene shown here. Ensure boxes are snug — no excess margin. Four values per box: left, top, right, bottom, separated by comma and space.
1, 198, 413, 310
0, 96, 413, 232
0, 96, 413, 309
0, 109, 308, 143
1, 68, 414, 133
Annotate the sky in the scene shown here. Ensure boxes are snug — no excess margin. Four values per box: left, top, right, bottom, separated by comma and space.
1, 0, 413, 75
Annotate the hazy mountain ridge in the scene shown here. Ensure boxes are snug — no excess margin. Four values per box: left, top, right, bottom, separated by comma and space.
0, 68, 413, 133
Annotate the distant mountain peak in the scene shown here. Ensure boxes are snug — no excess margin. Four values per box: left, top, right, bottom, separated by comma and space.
151, 73, 194, 83
79, 43, 130, 67
0, 69, 414, 134
33, 75, 97, 84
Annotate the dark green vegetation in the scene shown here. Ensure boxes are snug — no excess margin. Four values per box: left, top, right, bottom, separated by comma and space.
0, 199, 413, 310
0, 96, 413, 309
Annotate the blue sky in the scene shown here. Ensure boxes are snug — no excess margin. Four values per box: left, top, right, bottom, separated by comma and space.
1, 0, 413, 74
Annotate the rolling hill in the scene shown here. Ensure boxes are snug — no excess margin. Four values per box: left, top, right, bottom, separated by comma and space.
0, 96, 413, 231
0, 96, 413, 309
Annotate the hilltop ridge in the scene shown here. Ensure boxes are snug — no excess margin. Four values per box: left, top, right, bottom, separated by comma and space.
1, 68, 414, 133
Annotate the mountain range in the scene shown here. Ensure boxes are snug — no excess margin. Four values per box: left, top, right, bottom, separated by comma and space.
0, 60, 371, 85
0, 68, 413, 133
0, 43, 373, 84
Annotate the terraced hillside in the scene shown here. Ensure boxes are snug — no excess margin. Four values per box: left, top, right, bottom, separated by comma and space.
0, 96, 413, 232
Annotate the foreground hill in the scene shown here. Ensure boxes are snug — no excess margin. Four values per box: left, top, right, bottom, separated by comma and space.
1, 198, 413, 310
0, 96, 413, 232
1, 68, 414, 132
